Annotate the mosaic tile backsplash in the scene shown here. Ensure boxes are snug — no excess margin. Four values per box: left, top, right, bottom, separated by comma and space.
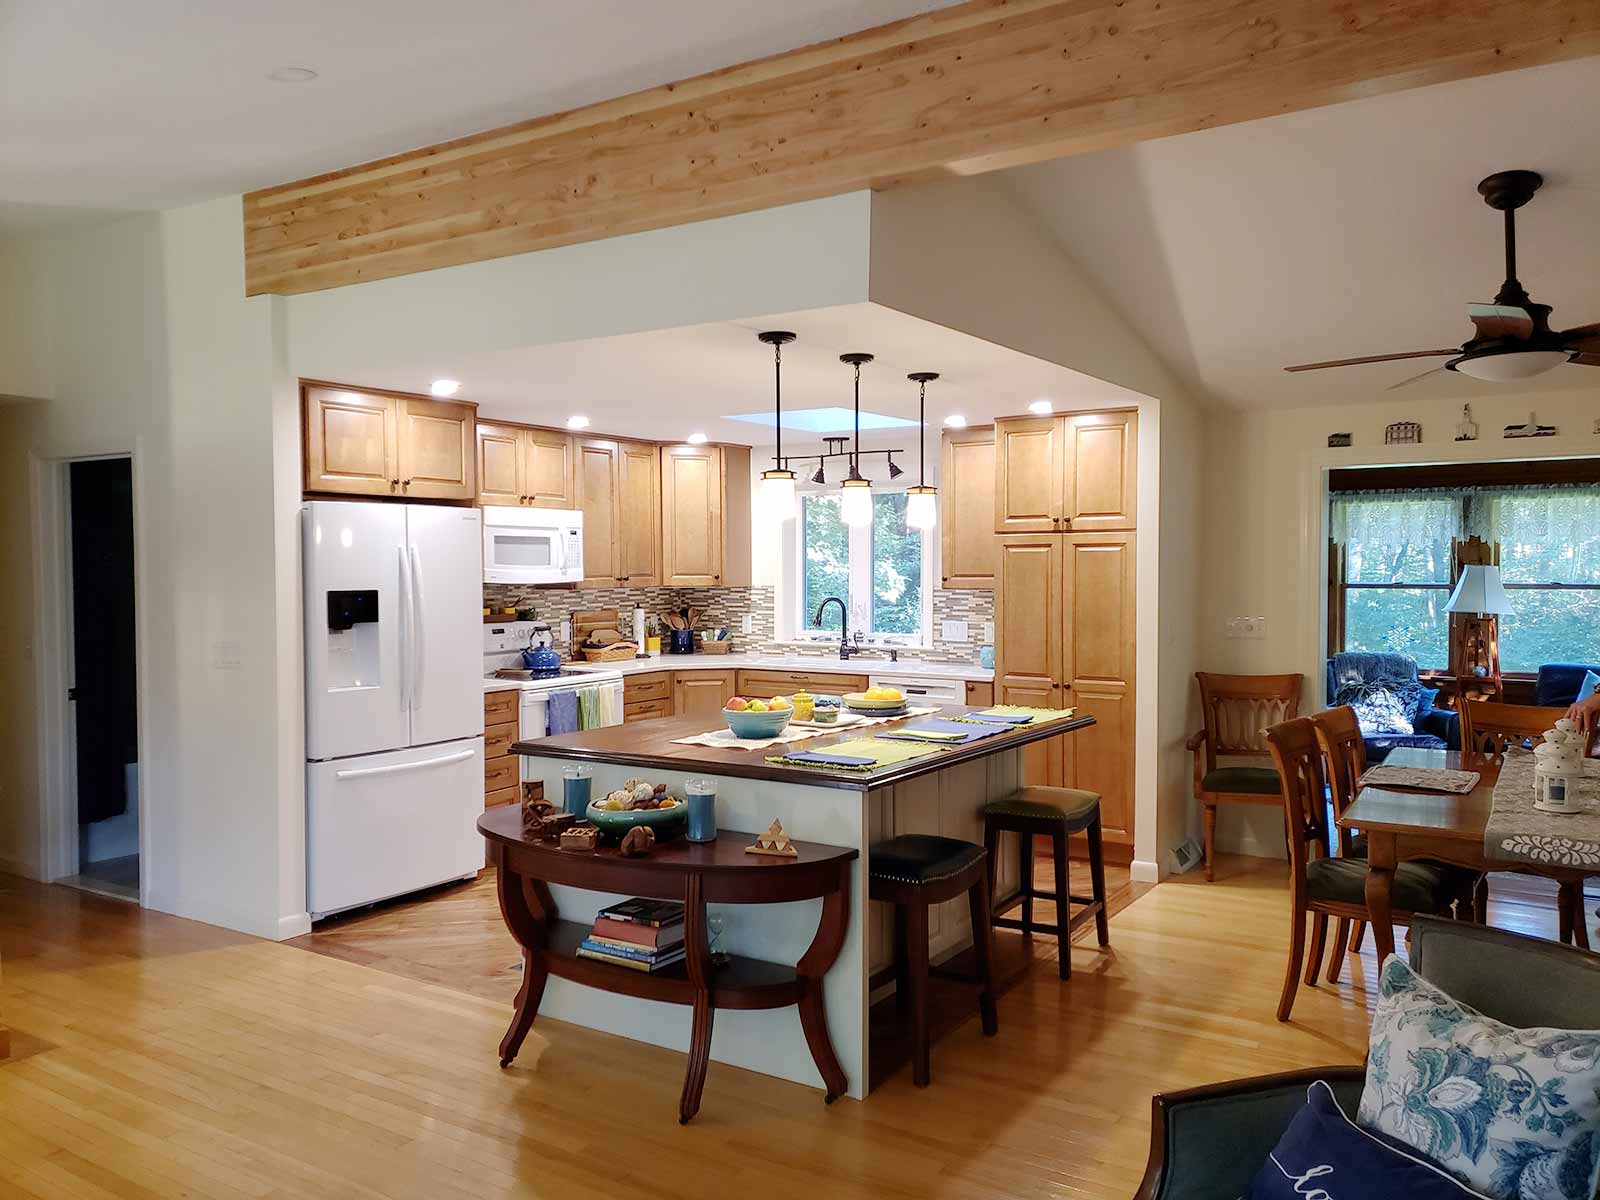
482, 583, 994, 666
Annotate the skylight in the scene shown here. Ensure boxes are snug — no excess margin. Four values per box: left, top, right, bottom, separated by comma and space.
726, 406, 916, 433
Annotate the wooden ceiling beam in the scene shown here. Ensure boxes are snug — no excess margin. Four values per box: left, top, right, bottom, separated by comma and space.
242, 0, 1600, 296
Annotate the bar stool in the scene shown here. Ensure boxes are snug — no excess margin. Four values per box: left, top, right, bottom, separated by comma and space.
869, 834, 999, 1087
982, 786, 1110, 979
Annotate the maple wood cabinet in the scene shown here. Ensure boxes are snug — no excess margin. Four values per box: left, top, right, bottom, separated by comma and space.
575, 435, 661, 588
995, 530, 1136, 848
672, 670, 737, 716
477, 422, 574, 508
303, 383, 478, 501
940, 426, 998, 589
993, 410, 1136, 533
660, 444, 751, 587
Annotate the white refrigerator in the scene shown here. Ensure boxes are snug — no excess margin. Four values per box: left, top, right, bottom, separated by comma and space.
304, 501, 485, 919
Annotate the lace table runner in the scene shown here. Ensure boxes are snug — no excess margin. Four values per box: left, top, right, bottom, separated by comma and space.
1357, 764, 1481, 794
1485, 749, 1600, 868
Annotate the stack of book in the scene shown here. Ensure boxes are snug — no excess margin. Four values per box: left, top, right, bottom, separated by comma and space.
577, 898, 687, 973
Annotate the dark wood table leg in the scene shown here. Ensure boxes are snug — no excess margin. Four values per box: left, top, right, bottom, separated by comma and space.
1364, 834, 1397, 966
795, 865, 851, 1103
494, 848, 557, 1068
679, 873, 713, 1125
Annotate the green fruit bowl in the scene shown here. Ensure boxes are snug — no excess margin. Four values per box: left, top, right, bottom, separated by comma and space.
723, 707, 793, 738
585, 800, 688, 837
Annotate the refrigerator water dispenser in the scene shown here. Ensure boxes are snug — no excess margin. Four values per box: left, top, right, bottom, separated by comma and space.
324, 588, 380, 690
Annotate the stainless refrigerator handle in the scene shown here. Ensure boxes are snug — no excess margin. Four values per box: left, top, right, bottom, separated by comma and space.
408, 543, 425, 710
397, 544, 412, 712
333, 747, 476, 780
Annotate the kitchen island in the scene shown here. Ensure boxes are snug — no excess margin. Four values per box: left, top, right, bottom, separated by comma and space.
499, 705, 1094, 1104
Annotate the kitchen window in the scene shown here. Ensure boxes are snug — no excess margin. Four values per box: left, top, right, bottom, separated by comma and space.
795, 490, 932, 646
1330, 480, 1600, 673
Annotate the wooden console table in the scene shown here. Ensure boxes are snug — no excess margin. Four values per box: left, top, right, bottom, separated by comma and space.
478, 806, 858, 1123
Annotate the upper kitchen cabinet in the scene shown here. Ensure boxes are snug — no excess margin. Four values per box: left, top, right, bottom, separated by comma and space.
302, 382, 476, 501
993, 409, 1137, 533
660, 444, 751, 588
575, 436, 660, 588
940, 426, 997, 589
396, 397, 477, 501
476, 422, 574, 508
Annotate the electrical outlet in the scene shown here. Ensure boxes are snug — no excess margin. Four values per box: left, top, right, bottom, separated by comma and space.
940, 619, 969, 643
742, 614, 753, 635
559, 619, 571, 644
982, 621, 994, 644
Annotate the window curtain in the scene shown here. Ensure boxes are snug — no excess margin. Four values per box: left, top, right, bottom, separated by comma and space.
1469, 485, 1600, 584
1330, 490, 1459, 584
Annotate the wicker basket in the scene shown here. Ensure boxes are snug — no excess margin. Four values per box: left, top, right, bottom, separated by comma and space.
581, 643, 638, 663
699, 640, 732, 655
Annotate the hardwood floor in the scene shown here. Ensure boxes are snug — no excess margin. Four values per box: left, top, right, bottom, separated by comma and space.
0, 858, 1586, 1199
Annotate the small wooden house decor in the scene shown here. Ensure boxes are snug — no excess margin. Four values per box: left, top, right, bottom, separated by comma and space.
1327, 432, 1352, 448
745, 819, 799, 858
1505, 412, 1557, 438
1384, 421, 1422, 445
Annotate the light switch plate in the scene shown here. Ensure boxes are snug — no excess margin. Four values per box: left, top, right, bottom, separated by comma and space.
560, 619, 572, 644
212, 639, 242, 670
742, 614, 754, 635
941, 619, 969, 643
1226, 616, 1267, 640
982, 621, 995, 644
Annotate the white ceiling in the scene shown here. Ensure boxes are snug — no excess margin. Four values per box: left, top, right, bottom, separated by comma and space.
1004, 58, 1600, 409
0, 0, 950, 225
333, 302, 1146, 447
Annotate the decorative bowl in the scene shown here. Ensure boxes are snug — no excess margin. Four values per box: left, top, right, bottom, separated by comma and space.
723, 707, 794, 738
585, 800, 687, 837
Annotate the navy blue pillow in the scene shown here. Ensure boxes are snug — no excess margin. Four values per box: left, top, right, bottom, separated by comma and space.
1249, 1081, 1490, 1199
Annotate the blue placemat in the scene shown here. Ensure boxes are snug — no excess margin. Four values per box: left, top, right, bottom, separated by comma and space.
879, 718, 1007, 745
780, 750, 877, 766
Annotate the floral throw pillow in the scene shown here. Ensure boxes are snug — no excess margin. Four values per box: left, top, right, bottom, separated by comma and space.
1348, 687, 1417, 736
1359, 956, 1600, 1200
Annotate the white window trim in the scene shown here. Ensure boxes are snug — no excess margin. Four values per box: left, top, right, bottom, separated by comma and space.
783, 484, 934, 649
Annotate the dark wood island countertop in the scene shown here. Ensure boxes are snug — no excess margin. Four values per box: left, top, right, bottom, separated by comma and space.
512, 706, 1096, 792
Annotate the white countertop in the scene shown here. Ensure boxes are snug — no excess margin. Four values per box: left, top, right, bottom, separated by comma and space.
483, 651, 992, 689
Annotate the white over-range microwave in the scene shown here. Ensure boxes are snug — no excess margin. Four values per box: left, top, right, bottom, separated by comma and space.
482, 506, 584, 584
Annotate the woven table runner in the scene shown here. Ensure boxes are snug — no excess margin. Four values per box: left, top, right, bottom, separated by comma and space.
766, 737, 946, 773
1485, 749, 1600, 868
1357, 764, 1481, 794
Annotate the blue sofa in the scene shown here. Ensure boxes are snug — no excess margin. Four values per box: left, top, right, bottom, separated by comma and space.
1536, 663, 1600, 708
1325, 652, 1460, 763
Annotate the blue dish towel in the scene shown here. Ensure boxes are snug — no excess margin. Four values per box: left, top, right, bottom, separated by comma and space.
548, 690, 579, 736
962, 711, 1034, 725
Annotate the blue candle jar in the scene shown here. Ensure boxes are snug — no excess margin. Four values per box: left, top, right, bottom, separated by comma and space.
562, 765, 593, 817
685, 777, 717, 843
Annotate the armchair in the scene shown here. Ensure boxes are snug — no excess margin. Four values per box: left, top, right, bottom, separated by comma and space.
1325, 652, 1459, 762
1134, 917, 1600, 1200
1536, 663, 1600, 708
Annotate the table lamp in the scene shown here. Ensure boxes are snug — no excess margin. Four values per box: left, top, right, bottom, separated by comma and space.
1445, 563, 1513, 694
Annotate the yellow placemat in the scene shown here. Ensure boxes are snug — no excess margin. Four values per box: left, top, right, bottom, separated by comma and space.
766, 737, 946, 773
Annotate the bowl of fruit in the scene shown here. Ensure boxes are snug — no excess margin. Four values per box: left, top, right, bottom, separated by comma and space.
722, 694, 793, 738
587, 779, 686, 836
842, 686, 906, 713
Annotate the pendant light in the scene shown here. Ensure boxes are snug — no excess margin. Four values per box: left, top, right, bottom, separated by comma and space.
757, 331, 798, 515
905, 371, 939, 531
838, 352, 875, 527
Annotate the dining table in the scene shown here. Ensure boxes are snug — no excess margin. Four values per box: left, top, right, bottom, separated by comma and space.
1337, 745, 1596, 964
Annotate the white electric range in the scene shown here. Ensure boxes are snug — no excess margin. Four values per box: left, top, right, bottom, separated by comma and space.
483, 622, 625, 761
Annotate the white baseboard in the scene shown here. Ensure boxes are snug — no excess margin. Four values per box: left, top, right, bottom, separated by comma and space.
1130, 858, 1161, 884
145, 890, 310, 942
275, 911, 312, 941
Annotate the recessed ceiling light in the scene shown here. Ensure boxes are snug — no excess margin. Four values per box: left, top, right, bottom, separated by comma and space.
686, 432, 708, 445
267, 66, 319, 83
429, 378, 460, 397
566, 415, 590, 430
1028, 399, 1054, 415
943, 414, 967, 428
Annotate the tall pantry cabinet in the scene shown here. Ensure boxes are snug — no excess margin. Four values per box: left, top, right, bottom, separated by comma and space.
992, 409, 1137, 852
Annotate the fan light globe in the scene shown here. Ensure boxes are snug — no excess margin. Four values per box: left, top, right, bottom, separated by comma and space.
1453, 350, 1572, 382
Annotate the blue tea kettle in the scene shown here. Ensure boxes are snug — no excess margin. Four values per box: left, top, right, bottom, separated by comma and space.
521, 623, 562, 677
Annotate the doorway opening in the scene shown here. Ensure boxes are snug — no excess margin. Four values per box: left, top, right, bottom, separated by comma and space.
56, 457, 140, 901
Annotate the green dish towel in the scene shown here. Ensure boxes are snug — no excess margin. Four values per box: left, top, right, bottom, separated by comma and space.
951, 705, 1078, 726
767, 737, 946, 773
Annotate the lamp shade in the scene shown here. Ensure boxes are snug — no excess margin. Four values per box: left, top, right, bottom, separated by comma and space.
1445, 564, 1514, 616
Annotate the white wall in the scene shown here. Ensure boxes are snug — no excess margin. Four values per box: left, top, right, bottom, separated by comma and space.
1202, 385, 1600, 856
0, 201, 306, 938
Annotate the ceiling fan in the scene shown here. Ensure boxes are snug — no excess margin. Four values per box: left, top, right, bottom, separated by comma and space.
1285, 170, 1600, 388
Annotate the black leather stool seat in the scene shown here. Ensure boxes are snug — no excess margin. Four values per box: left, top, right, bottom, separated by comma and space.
983, 786, 1100, 830
870, 835, 986, 887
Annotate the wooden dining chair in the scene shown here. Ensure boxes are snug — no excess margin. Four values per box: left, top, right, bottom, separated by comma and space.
1460, 699, 1598, 948
1266, 716, 1459, 1022
1189, 673, 1303, 881
1312, 705, 1483, 984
